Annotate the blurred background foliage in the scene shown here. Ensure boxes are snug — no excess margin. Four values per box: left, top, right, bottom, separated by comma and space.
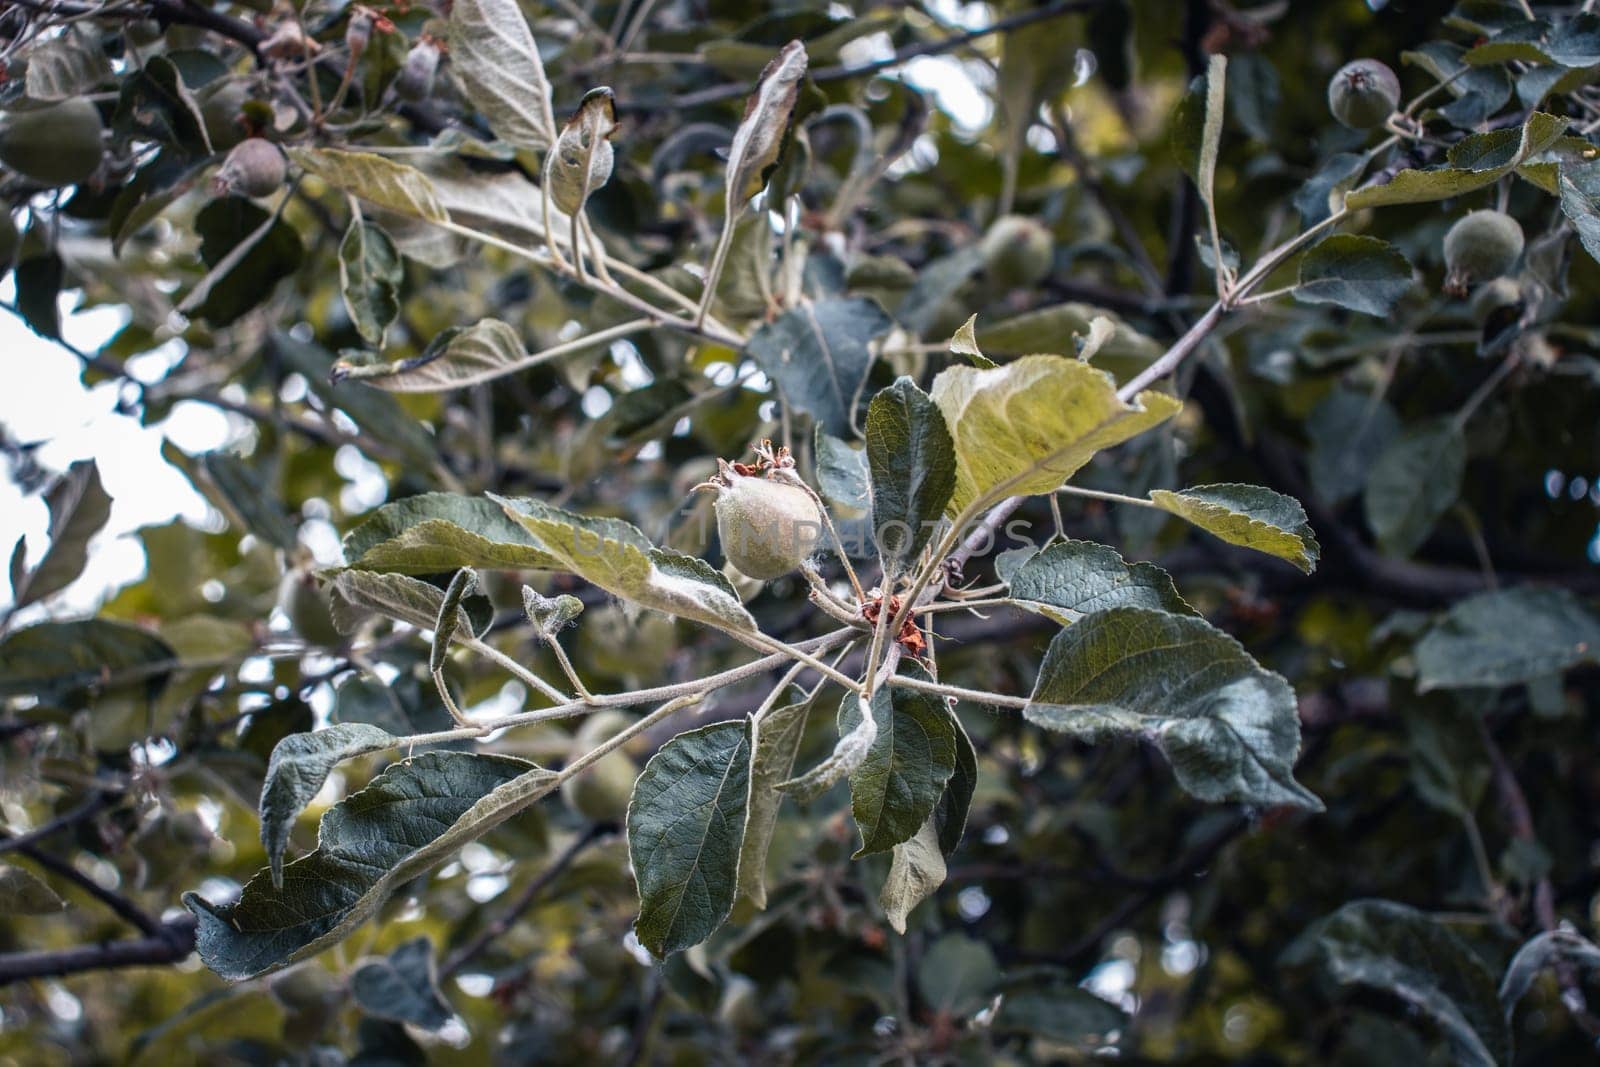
2, 0, 1600, 1063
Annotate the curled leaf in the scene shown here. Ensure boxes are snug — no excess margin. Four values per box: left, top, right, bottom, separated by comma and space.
726, 41, 808, 209
431, 569, 479, 674
547, 87, 618, 216
522, 586, 585, 636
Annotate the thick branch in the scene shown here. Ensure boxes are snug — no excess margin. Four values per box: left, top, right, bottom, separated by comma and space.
0, 918, 197, 987
9, 0, 264, 56
0, 790, 116, 858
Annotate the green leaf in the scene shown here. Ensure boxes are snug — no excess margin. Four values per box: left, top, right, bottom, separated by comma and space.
339, 219, 402, 347
935, 714, 977, 857
1288, 900, 1510, 1067
1363, 419, 1465, 558
24, 27, 112, 101
1403, 701, 1490, 818
865, 377, 956, 575
814, 430, 870, 515
430, 569, 479, 674
333, 318, 632, 393
627, 720, 752, 957
931, 355, 1181, 517
288, 148, 448, 223
1008, 539, 1194, 621
1149, 483, 1320, 574
1171, 73, 1206, 186
186, 751, 556, 980
1415, 587, 1600, 691
492, 495, 756, 633
723, 40, 807, 208
192, 198, 303, 327
841, 675, 958, 857
521, 587, 584, 636
328, 570, 485, 638
0, 864, 66, 914
350, 937, 453, 1032
1197, 54, 1228, 217
546, 86, 617, 217
1545, 14, 1600, 67
1026, 607, 1321, 809
272, 333, 440, 470
1502, 930, 1600, 1015
1346, 112, 1568, 208
738, 694, 812, 911
343, 492, 561, 575
448, 0, 559, 152
198, 450, 299, 552
879, 817, 945, 934
1227, 51, 1279, 143
115, 56, 209, 154
979, 305, 1164, 366
777, 699, 877, 803
1294, 235, 1415, 317
746, 297, 892, 437
948, 314, 997, 368
994, 969, 1130, 1046
917, 933, 1000, 1016
1295, 151, 1366, 226
0, 619, 175, 708
260, 723, 397, 889
1558, 159, 1600, 265
14, 252, 63, 339
8, 459, 111, 612
896, 246, 983, 335
1307, 389, 1402, 505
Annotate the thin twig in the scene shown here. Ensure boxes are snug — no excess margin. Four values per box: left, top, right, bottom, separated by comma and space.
657, 0, 1101, 109
438, 826, 608, 979
0, 790, 117, 858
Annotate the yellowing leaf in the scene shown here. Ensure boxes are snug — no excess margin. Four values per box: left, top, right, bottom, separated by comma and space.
930, 355, 1181, 517
1149, 483, 1321, 573
491, 495, 756, 633
289, 148, 447, 223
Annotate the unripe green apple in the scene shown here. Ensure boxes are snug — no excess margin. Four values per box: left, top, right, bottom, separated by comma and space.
980, 214, 1054, 289
0, 100, 104, 186
1443, 210, 1523, 296
212, 138, 287, 199
712, 472, 825, 581
279, 571, 343, 648
561, 710, 641, 822
1327, 59, 1400, 129
199, 82, 249, 152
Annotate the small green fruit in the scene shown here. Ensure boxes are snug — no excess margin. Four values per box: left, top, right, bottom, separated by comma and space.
1443, 210, 1524, 296
560, 713, 640, 825
712, 471, 825, 581
562, 711, 641, 822
199, 82, 249, 152
980, 214, 1054, 289
126, 18, 164, 46
394, 38, 442, 102
280, 571, 344, 648
212, 138, 287, 199
0, 100, 104, 186
562, 750, 638, 822
1327, 59, 1400, 129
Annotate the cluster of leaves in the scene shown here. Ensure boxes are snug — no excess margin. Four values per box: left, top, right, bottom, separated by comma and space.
2, 0, 1600, 1063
